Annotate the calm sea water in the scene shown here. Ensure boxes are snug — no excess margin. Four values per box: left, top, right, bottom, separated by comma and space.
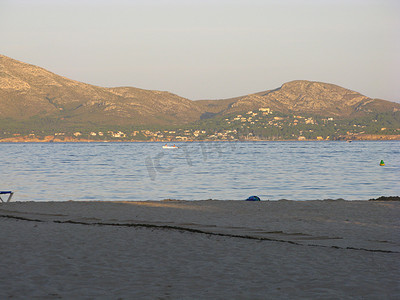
1, 141, 399, 201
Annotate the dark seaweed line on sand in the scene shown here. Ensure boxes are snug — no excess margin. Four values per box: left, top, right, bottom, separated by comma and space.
1, 214, 398, 254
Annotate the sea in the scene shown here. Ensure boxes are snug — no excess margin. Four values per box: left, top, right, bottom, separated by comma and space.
1, 141, 399, 202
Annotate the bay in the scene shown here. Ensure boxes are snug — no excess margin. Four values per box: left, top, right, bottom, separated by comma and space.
1, 141, 399, 201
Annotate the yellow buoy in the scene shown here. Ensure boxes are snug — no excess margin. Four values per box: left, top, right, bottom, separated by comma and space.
380, 160, 385, 166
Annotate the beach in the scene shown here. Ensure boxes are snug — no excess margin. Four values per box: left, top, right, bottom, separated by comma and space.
1, 200, 399, 299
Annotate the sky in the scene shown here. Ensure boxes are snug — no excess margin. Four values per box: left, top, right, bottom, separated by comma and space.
1, 0, 399, 102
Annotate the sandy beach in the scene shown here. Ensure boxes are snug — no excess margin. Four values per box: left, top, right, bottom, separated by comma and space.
1, 200, 399, 299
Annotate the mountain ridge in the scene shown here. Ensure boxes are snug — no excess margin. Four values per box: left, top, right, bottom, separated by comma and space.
1, 54, 399, 131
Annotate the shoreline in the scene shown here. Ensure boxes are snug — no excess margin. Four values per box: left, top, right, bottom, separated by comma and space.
1, 135, 400, 143
4, 195, 400, 203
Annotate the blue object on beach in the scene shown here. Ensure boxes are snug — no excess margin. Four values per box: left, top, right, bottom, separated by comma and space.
246, 196, 261, 201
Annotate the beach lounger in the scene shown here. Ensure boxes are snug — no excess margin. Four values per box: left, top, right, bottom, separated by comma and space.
0, 191, 14, 203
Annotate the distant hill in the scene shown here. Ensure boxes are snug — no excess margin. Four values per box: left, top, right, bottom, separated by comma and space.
0, 54, 202, 127
197, 80, 399, 119
1, 54, 399, 133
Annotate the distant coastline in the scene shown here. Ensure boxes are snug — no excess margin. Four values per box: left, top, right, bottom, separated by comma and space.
1, 134, 400, 143
2, 55, 400, 144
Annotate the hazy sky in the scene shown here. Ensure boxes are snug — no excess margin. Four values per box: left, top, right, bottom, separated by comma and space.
1, 0, 399, 102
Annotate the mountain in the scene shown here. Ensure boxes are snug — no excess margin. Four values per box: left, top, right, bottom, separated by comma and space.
198, 81, 399, 118
1, 54, 399, 133
0, 54, 202, 126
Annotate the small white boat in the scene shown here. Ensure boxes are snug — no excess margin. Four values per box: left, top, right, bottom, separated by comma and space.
162, 145, 179, 149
